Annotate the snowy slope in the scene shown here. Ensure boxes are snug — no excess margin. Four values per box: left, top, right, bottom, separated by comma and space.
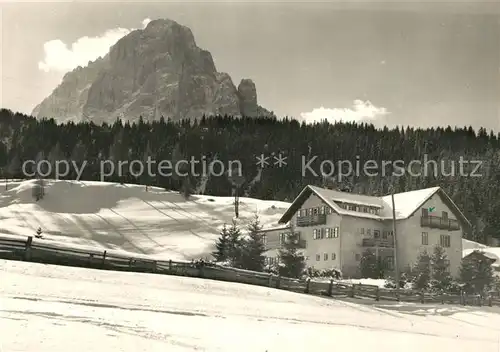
0, 179, 497, 265
1, 259, 499, 352
0, 179, 289, 261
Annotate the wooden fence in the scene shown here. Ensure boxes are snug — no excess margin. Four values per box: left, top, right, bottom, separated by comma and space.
0, 235, 498, 307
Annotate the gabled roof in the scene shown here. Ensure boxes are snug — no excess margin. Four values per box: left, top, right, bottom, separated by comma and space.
463, 249, 498, 264
278, 185, 471, 231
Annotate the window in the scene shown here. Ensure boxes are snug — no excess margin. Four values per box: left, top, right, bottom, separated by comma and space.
313, 229, 318, 240
421, 232, 428, 245
325, 228, 332, 238
313, 207, 318, 215
442, 211, 448, 221
374, 230, 380, 238
308, 208, 313, 216
440, 234, 451, 248
320, 228, 325, 239
262, 234, 267, 246
362, 207, 368, 213
348, 204, 356, 211
355, 253, 361, 261
326, 207, 332, 214
386, 256, 394, 270
320, 206, 326, 215
316, 254, 321, 261
422, 208, 429, 217
360, 228, 365, 235
279, 232, 286, 245
324, 253, 328, 260
331, 253, 336, 260
333, 227, 339, 238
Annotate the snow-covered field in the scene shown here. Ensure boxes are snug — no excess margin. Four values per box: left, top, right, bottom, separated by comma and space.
1, 259, 500, 351
0, 179, 290, 261
2, 179, 498, 265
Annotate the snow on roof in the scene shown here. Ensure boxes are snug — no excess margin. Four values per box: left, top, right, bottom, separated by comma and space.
380, 187, 440, 218
308, 186, 383, 208
463, 248, 500, 263
308, 185, 440, 220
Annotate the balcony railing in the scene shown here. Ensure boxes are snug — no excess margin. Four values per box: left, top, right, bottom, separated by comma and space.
296, 214, 327, 227
421, 216, 460, 231
362, 238, 394, 248
265, 239, 307, 250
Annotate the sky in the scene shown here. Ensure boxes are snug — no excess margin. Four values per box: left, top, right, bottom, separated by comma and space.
0, 0, 499, 131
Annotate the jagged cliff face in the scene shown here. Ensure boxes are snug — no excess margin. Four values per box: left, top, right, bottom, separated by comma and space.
32, 19, 271, 124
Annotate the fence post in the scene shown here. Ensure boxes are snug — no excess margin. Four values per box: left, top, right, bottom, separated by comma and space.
24, 236, 33, 261
269, 274, 273, 287
168, 259, 172, 271
375, 287, 380, 301
488, 296, 492, 307
102, 250, 107, 268
88, 253, 94, 267
152, 260, 157, 273
328, 279, 333, 297
419, 291, 424, 304
349, 284, 355, 298
305, 278, 310, 294
276, 274, 281, 289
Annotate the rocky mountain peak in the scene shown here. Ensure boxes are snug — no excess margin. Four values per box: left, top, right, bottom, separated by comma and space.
32, 18, 272, 124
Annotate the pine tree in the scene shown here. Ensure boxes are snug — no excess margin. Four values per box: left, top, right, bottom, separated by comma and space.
240, 214, 266, 272
359, 249, 378, 278
212, 224, 231, 263
412, 250, 431, 290
430, 245, 453, 292
227, 220, 244, 268
278, 229, 306, 278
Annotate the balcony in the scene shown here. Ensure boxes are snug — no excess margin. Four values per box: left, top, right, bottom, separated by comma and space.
286, 239, 307, 249
296, 214, 326, 227
421, 216, 460, 231
265, 239, 307, 250
362, 238, 394, 248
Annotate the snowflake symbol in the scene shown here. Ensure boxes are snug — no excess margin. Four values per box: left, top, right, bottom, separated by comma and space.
273, 153, 287, 168
255, 154, 270, 168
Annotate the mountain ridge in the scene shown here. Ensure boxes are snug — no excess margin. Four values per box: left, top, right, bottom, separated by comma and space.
32, 18, 272, 124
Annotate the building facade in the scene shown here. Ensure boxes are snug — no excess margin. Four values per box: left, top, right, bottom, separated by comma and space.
260, 185, 470, 278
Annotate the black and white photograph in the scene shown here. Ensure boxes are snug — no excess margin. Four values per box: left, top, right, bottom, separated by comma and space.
1, 0, 500, 351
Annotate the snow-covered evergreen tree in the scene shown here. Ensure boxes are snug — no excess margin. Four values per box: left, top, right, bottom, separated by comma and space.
227, 220, 245, 268
359, 249, 379, 278
240, 214, 266, 272
413, 250, 431, 290
212, 224, 230, 262
430, 245, 453, 292
278, 228, 306, 278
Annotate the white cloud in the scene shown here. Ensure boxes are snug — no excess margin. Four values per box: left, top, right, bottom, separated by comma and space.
38, 18, 152, 73
299, 100, 389, 124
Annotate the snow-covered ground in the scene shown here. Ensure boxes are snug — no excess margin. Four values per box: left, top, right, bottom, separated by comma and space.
0, 179, 289, 261
0, 179, 499, 268
1, 259, 500, 352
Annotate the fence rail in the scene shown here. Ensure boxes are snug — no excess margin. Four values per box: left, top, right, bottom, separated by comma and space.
0, 235, 497, 307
